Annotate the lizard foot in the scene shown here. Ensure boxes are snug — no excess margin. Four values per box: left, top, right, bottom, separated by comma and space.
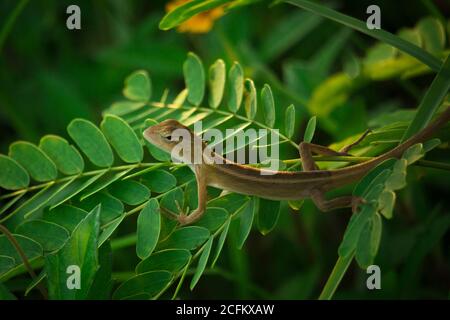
175, 200, 191, 225
351, 196, 366, 214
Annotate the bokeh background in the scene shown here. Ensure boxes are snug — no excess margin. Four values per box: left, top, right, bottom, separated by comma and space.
1, 0, 449, 299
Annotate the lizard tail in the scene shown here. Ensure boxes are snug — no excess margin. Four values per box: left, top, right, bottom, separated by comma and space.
376, 106, 450, 162
323, 107, 449, 190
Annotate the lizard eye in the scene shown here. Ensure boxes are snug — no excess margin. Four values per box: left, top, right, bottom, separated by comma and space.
161, 132, 172, 141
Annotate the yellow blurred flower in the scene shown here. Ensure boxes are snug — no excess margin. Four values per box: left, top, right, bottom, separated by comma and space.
166, 0, 225, 33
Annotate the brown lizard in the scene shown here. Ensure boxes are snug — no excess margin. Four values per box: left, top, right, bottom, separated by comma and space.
143, 107, 450, 225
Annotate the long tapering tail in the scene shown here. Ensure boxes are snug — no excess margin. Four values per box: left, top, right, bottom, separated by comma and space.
376, 106, 450, 162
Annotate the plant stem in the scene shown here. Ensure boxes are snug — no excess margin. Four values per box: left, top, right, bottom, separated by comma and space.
319, 253, 354, 300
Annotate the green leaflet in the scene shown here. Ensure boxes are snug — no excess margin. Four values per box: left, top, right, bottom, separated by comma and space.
0, 155, 29, 190
113, 271, 172, 300
104, 101, 145, 117
141, 170, 177, 193
16, 219, 69, 252
136, 249, 191, 274
190, 236, 213, 290
227, 62, 244, 112
237, 197, 257, 249
355, 213, 382, 268
136, 199, 161, 260
338, 201, 377, 258
303, 116, 317, 143
244, 78, 257, 120
0, 234, 43, 279
284, 104, 296, 139
9, 141, 57, 182
79, 192, 123, 224
184, 52, 205, 106
158, 226, 210, 251
67, 119, 114, 168
193, 207, 229, 232
101, 115, 143, 163
43, 205, 88, 234
261, 84, 275, 127
108, 180, 150, 206
123, 70, 152, 102
39, 135, 84, 175
209, 59, 226, 108
211, 218, 231, 267
256, 198, 280, 235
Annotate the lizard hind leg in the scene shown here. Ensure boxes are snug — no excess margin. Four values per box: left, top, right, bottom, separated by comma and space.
298, 138, 368, 214
310, 189, 364, 213
339, 129, 371, 154
299, 142, 349, 171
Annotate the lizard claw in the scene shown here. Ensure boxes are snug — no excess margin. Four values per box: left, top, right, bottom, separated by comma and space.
175, 200, 191, 225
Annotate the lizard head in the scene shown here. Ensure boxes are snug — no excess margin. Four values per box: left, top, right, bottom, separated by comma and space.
143, 119, 204, 163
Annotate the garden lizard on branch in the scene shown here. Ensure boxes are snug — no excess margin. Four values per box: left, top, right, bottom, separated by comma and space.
143, 107, 450, 225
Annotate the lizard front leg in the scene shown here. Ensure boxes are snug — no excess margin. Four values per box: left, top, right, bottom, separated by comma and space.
177, 165, 208, 225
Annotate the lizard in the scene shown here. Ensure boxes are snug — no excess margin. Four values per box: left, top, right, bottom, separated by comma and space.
143, 106, 450, 225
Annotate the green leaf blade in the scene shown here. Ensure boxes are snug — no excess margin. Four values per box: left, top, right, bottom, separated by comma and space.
209, 59, 226, 108
0, 155, 29, 190
136, 199, 161, 260
136, 249, 191, 274
158, 226, 210, 251
284, 104, 296, 138
123, 70, 151, 102
303, 116, 317, 143
244, 78, 257, 120
261, 84, 275, 127
101, 115, 143, 163
9, 142, 57, 182
113, 271, 172, 300
108, 180, 150, 206
257, 199, 280, 235
184, 52, 205, 106
16, 220, 69, 252
237, 197, 257, 249
39, 135, 84, 175
67, 119, 114, 168
227, 62, 244, 112
190, 236, 213, 290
